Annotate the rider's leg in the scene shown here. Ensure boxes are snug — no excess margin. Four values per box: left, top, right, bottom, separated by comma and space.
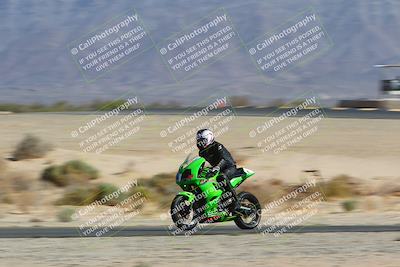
217, 167, 238, 211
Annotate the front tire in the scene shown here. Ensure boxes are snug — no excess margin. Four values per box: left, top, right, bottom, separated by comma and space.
170, 195, 198, 231
234, 192, 261, 229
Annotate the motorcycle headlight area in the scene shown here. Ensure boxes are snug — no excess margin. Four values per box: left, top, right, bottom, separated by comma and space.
182, 169, 193, 180
176, 172, 182, 182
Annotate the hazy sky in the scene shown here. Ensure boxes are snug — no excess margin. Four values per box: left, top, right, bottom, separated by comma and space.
1, 0, 399, 104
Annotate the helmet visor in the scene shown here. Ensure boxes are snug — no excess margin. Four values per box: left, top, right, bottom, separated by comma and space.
196, 138, 208, 149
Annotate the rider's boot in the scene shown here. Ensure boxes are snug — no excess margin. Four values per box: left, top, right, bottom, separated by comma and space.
218, 175, 240, 213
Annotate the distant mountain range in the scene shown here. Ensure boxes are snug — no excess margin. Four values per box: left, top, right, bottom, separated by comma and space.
1, 0, 399, 105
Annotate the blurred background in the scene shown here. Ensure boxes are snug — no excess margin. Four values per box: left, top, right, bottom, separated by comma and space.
1, 0, 400, 105
0, 1, 399, 266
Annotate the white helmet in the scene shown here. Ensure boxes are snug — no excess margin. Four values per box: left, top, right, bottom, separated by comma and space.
196, 129, 214, 149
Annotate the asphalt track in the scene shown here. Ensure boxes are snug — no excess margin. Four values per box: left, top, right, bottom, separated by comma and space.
0, 225, 399, 238
41, 107, 400, 119
146, 107, 400, 120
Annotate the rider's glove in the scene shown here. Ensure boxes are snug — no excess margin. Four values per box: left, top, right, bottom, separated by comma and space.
206, 166, 220, 178
212, 166, 220, 172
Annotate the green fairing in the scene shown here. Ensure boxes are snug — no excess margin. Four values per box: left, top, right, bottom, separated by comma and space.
177, 191, 195, 203
230, 168, 254, 188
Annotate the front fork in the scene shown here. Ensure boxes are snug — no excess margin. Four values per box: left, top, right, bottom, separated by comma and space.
176, 191, 195, 204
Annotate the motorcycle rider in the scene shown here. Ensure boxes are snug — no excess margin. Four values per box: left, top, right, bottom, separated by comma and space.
196, 129, 239, 212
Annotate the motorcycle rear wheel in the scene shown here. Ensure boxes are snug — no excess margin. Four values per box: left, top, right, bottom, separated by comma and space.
234, 191, 261, 229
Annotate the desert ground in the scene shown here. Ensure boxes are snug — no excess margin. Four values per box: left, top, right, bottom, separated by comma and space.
0, 113, 399, 225
1, 113, 400, 181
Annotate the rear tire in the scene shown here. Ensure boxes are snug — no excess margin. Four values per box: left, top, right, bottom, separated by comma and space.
234, 192, 261, 229
170, 195, 198, 231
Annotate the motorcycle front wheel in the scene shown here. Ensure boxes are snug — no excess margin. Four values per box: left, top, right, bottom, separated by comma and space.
170, 195, 198, 231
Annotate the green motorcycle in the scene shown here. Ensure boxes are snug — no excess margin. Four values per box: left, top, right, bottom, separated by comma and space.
171, 153, 261, 230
